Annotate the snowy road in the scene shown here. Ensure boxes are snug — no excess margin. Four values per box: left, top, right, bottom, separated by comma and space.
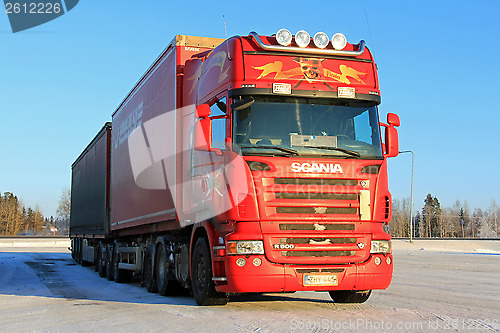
0, 245, 499, 332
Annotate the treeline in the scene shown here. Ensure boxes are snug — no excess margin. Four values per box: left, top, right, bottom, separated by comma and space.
0, 191, 69, 236
390, 193, 499, 238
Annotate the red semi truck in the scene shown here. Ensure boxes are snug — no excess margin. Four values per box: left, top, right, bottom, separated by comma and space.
70, 29, 400, 306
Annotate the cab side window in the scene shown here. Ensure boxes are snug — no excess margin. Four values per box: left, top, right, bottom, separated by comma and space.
210, 97, 227, 150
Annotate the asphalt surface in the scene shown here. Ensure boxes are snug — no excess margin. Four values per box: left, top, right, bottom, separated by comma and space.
0, 243, 499, 332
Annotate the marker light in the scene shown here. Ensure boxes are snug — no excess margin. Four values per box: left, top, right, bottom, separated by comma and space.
276, 28, 292, 46
331, 33, 347, 50
295, 30, 310, 48
313, 32, 329, 49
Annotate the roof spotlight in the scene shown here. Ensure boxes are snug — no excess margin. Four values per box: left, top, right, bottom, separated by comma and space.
313, 32, 329, 49
331, 33, 347, 50
276, 28, 292, 46
295, 30, 310, 48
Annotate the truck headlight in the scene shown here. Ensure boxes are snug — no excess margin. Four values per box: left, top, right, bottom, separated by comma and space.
370, 240, 391, 254
227, 241, 264, 255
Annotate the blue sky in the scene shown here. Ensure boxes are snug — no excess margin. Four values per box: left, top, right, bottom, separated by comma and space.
1, 0, 499, 217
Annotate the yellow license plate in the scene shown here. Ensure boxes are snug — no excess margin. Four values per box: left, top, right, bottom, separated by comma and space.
303, 273, 338, 286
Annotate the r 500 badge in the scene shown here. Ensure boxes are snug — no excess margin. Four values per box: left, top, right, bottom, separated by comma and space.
274, 244, 295, 250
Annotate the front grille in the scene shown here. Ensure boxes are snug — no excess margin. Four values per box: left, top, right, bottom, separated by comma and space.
281, 250, 355, 257
263, 222, 370, 264
274, 178, 357, 186
279, 223, 355, 231
265, 177, 363, 219
277, 207, 357, 215
279, 237, 356, 244
275, 193, 357, 200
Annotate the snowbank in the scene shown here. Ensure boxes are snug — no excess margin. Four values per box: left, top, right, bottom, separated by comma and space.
0, 237, 70, 251
392, 239, 500, 253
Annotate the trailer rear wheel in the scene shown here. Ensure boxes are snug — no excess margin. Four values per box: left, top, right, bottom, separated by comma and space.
191, 238, 228, 306
143, 244, 157, 293
328, 290, 372, 303
156, 243, 176, 296
97, 243, 106, 278
113, 245, 133, 283
106, 245, 114, 281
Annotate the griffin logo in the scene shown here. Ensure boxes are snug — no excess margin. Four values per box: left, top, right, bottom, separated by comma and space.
253, 59, 367, 90
314, 207, 328, 214
313, 223, 326, 231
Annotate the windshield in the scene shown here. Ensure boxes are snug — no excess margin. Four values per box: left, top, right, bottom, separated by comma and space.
232, 96, 383, 159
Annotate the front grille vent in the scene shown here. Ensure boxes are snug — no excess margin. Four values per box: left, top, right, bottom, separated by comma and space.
279, 237, 356, 244
276, 207, 357, 215
281, 250, 355, 257
384, 196, 390, 219
279, 223, 355, 231
275, 193, 357, 200
274, 178, 357, 186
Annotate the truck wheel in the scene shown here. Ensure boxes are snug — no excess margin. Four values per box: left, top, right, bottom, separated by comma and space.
106, 245, 114, 281
97, 244, 106, 278
155, 243, 176, 296
191, 238, 228, 306
328, 290, 372, 303
75, 238, 81, 264
71, 239, 76, 260
94, 245, 99, 272
113, 245, 133, 283
143, 244, 157, 293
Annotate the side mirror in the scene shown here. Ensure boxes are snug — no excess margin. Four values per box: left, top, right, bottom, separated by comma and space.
387, 113, 400, 127
381, 113, 400, 158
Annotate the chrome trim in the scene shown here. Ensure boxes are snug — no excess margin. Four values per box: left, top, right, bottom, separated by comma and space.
213, 246, 225, 250
249, 31, 365, 56
212, 277, 227, 281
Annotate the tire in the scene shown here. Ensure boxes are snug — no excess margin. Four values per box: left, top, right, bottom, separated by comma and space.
113, 245, 133, 283
191, 238, 228, 306
329, 290, 372, 303
143, 244, 157, 293
97, 244, 106, 278
156, 243, 173, 296
75, 238, 81, 264
106, 245, 114, 281
71, 239, 76, 260
94, 245, 99, 272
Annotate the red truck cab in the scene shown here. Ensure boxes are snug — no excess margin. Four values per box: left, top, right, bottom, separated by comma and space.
187, 30, 400, 304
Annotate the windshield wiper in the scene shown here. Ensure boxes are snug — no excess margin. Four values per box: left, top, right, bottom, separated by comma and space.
239, 145, 299, 156
302, 146, 361, 158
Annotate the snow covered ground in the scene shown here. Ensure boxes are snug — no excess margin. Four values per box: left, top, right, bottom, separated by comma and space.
0, 240, 499, 332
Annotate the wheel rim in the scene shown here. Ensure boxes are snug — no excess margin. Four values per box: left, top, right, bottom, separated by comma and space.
195, 252, 206, 294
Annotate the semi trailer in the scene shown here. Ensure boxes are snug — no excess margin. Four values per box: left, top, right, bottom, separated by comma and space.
70, 29, 400, 306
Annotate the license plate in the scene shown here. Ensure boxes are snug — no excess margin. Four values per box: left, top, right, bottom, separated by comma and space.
303, 273, 338, 286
